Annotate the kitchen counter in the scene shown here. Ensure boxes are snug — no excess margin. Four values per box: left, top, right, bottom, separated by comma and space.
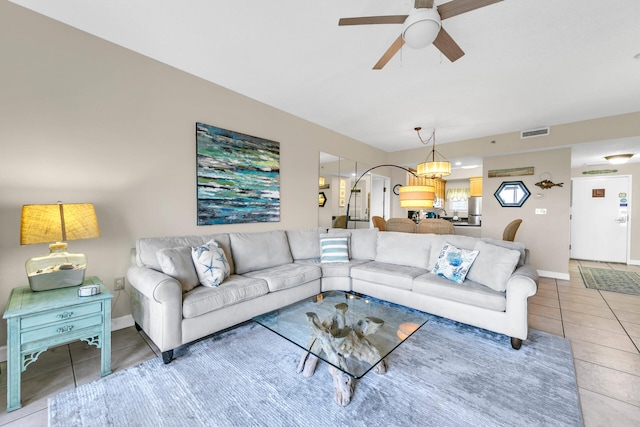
438, 217, 481, 227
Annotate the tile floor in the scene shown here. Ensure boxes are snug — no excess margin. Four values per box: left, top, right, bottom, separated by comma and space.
528, 260, 640, 426
1, 259, 640, 426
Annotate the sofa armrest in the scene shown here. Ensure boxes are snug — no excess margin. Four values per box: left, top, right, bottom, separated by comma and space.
127, 267, 183, 303
126, 266, 183, 351
505, 265, 538, 308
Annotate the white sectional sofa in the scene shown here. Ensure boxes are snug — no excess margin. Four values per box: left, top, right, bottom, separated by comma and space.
126, 228, 538, 363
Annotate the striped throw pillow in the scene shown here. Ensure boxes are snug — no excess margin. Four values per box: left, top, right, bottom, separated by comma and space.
320, 235, 350, 263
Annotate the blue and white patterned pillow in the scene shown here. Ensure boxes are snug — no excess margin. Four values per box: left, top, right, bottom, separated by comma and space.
320, 234, 350, 263
191, 240, 230, 287
432, 243, 479, 284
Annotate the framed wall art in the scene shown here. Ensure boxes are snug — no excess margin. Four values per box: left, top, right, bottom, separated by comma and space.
196, 123, 280, 225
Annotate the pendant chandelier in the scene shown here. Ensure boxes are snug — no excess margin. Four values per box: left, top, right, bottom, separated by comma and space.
415, 127, 451, 179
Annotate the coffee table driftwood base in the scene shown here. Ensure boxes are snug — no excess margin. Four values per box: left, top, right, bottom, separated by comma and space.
253, 291, 429, 407
296, 303, 388, 406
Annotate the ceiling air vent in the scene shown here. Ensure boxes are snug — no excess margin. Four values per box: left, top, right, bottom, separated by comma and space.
521, 127, 550, 139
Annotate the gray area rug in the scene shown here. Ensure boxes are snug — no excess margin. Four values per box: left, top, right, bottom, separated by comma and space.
49, 317, 582, 427
579, 266, 640, 296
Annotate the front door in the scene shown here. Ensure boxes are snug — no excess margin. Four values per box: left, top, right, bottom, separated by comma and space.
570, 176, 630, 263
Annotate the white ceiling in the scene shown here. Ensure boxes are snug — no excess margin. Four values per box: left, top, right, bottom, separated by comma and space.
11, 0, 640, 167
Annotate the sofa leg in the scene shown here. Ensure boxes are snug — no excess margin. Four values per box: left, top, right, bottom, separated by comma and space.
162, 350, 174, 364
510, 337, 522, 350
134, 323, 142, 332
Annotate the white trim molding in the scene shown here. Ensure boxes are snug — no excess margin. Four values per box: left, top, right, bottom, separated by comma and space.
537, 270, 571, 281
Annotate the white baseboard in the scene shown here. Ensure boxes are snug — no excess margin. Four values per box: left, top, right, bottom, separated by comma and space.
112, 314, 135, 331
628, 259, 640, 266
537, 270, 571, 281
0, 315, 136, 363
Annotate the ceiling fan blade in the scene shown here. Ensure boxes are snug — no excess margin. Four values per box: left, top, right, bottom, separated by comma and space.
339, 16, 408, 26
373, 35, 405, 70
433, 27, 465, 62
415, 0, 434, 8
438, 0, 503, 20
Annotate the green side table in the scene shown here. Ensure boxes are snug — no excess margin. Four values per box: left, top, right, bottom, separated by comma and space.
3, 276, 112, 412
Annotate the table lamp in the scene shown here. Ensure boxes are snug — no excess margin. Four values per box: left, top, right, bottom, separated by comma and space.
20, 202, 100, 291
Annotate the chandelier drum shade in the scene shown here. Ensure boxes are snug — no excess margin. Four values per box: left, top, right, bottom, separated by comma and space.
399, 185, 435, 209
20, 202, 100, 291
417, 161, 451, 178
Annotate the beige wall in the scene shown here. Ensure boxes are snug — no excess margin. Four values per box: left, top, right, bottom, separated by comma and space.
0, 3, 386, 346
483, 149, 572, 278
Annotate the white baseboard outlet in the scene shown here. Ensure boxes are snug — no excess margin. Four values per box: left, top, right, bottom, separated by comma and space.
0, 314, 136, 363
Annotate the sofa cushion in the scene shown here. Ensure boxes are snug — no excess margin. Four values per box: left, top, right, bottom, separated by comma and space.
286, 228, 325, 260
137, 235, 209, 270
351, 261, 427, 291
156, 246, 200, 293
481, 238, 527, 267
330, 228, 378, 260
431, 243, 479, 284
375, 232, 431, 269
243, 263, 322, 292
192, 240, 231, 287
467, 241, 521, 292
295, 259, 370, 277
412, 273, 507, 312
427, 235, 480, 271
137, 233, 232, 272
230, 230, 293, 274
320, 233, 350, 263
182, 275, 269, 319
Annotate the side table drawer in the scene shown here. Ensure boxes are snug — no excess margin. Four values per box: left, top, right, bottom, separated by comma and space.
21, 313, 103, 345
21, 302, 102, 329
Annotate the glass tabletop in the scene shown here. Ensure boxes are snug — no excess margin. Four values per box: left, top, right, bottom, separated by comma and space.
253, 291, 429, 378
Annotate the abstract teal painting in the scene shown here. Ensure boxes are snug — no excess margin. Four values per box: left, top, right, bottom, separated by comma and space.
196, 123, 280, 225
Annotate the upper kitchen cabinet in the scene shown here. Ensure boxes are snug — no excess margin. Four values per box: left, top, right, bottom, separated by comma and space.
469, 176, 483, 197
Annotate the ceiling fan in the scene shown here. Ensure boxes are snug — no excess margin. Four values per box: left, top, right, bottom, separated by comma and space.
339, 0, 503, 69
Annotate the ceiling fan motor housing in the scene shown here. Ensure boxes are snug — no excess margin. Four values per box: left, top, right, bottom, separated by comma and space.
402, 8, 442, 49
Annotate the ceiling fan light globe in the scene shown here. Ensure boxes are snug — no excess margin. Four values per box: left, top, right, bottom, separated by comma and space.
402, 8, 441, 49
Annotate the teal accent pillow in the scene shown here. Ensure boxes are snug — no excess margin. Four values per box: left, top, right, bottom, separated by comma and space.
192, 240, 230, 287
432, 243, 479, 284
320, 234, 350, 263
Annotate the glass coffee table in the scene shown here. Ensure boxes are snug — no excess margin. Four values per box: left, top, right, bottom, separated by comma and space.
253, 291, 430, 406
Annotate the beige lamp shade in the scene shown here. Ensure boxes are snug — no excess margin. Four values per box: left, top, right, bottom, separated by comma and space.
21, 203, 100, 245
416, 161, 451, 179
399, 185, 435, 209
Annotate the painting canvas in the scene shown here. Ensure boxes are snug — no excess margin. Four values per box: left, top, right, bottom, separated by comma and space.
196, 123, 280, 225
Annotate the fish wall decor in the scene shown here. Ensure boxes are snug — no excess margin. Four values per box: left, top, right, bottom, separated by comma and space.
535, 179, 563, 189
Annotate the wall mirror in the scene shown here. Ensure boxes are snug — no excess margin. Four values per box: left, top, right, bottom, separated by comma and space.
494, 181, 531, 207
319, 152, 390, 229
